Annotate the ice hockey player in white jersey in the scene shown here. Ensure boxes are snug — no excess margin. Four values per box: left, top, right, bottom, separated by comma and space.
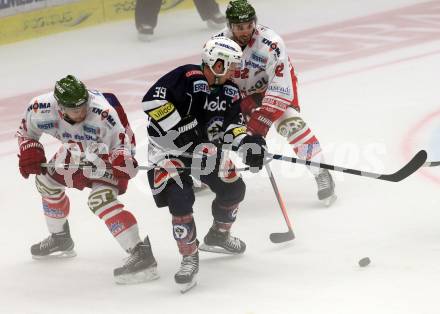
16, 75, 158, 284
217, 0, 336, 206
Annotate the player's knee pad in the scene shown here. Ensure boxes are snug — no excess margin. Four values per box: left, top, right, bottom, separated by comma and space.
88, 185, 121, 216
274, 108, 307, 141
88, 185, 138, 239
167, 181, 195, 216
35, 175, 65, 198
172, 213, 197, 256
212, 177, 246, 207
275, 108, 321, 159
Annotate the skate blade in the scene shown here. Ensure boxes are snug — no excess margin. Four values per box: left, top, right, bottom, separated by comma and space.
199, 243, 239, 255
192, 184, 210, 194
137, 33, 153, 42
322, 194, 337, 207
115, 266, 159, 285
178, 277, 197, 294
32, 249, 77, 260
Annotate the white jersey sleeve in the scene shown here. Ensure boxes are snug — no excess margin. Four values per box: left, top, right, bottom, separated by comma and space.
262, 31, 295, 107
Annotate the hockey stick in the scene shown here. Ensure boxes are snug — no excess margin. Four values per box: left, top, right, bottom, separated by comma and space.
40, 162, 252, 173
265, 150, 427, 182
264, 163, 295, 243
42, 149, 427, 181
424, 161, 440, 167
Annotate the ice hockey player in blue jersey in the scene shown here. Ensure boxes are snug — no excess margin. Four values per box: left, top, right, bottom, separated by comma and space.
142, 36, 266, 292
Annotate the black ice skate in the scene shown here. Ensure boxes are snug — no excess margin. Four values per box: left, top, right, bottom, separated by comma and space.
31, 221, 76, 259
199, 227, 246, 255
175, 251, 199, 293
137, 24, 154, 42
314, 169, 337, 207
114, 236, 159, 285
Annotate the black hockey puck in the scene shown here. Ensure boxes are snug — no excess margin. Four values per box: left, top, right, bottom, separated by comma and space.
358, 257, 371, 267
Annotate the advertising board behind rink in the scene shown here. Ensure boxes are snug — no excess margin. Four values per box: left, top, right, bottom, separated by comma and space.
0, 0, 74, 17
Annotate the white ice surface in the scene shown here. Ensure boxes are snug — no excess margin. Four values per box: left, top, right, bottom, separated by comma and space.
1, 1, 440, 313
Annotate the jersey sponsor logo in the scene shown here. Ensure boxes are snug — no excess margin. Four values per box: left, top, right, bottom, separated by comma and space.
83, 124, 100, 135
250, 52, 268, 64
223, 85, 239, 99
28, 101, 51, 113
263, 96, 289, 110
37, 121, 57, 130
62, 131, 72, 139
193, 80, 210, 93
248, 77, 269, 94
262, 38, 281, 57
245, 59, 265, 69
177, 119, 198, 133
185, 70, 203, 77
91, 107, 116, 127
267, 85, 291, 96
204, 96, 227, 112
148, 102, 175, 121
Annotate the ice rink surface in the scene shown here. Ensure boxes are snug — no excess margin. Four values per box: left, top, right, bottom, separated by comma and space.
1, 1, 440, 313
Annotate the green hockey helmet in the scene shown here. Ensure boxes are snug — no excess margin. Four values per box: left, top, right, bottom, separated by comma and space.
225, 0, 256, 24
54, 75, 89, 108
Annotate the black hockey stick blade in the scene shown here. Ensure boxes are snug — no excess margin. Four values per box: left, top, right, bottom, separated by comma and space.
376, 150, 427, 182
424, 161, 440, 167
269, 150, 427, 182
269, 229, 295, 243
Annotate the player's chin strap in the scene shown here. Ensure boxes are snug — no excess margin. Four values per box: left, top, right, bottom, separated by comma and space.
41, 149, 427, 182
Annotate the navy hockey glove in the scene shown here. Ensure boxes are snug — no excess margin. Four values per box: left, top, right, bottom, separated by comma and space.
239, 135, 267, 172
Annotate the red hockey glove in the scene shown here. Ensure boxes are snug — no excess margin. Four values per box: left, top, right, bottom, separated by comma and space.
240, 94, 264, 120
18, 139, 46, 178
111, 151, 138, 180
246, 104, 285, 137
71, 169, 89, 190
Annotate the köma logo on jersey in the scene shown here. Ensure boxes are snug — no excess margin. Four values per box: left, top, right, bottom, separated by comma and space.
28, 101, 51, 113
91, 108, 116, 127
